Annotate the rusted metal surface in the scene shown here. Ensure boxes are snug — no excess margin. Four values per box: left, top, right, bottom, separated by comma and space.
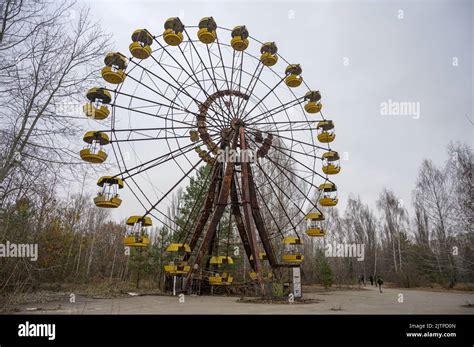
197, 89, 249, 154
245, 159, 278, 268
230, 178, 255, 270
239, 128, 266, 294
187, 162, 222, 253
183, 133, 239, 291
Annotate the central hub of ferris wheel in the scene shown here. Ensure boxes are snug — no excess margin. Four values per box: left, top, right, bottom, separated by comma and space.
230, 117, 245, 131
79, 16, 342, 296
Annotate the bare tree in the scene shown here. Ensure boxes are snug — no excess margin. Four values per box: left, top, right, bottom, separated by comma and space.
377, 189, 409, 274
0, 2, 110, 189
446, 142, 473, 235
413, 160, 456, 286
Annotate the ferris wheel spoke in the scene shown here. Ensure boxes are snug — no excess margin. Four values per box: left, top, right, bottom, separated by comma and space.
252, 158, 301, 235
140, 66, 192, 117
176, 160, 219, 245
104, 125, 206, 133
240, 75, 286, 122
205, 41, 226, 103
245, 96, 306, 125
113, 133, 219, 179
248, 97, 305, 125
183, 29, 234, 125
214, 35, 232, 94
254, 183, 286, 239
136, 62, 223, 128
104, 88, 192, 116
152, 38, 232, 126
125, 136, 219, 180
191, 76, 231, 130
110, 134, 200, 143
111, 102, 217, 130
128, 59, 202, 112
152, 210, 184, 235
256, 160, 318, 229
177, 44, 231, 128
249, 135, 330, 193
253, 123, 315, 133
126, 174, 162, 209
234, 50, 246, 116
246, 127, 330, 151
235, 62, 264, 120
118, 73, 196, 118
271, 209, 308, 241
171, 136, 220, 181
243, 163, 286, 240
142, 157, 205, 218
267, 142, 332, 186
261, 140, 322, 160
252, 119, 316, 126
123, 181, 183, 235
227, 49, 239, 118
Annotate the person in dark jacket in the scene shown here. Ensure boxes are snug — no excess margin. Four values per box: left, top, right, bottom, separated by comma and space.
377, 277, 384, 293
369, 275, 374, 286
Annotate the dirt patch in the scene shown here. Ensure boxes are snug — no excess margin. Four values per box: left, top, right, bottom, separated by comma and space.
237, 297, 322, 305
0, 290, 70, 312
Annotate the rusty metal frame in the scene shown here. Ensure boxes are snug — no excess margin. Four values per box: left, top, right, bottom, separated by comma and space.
183, 131, 239, 290
239, 127, 266, 293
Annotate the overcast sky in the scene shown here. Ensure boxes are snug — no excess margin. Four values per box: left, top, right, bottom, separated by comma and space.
72, 0, 473, 223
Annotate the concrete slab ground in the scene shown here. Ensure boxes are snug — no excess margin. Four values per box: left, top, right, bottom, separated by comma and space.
14, 285, 474, 315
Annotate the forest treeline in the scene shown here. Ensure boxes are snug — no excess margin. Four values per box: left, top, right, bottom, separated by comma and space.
0, 142, 472, 295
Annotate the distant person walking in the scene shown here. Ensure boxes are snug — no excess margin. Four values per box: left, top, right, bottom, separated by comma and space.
377, 277, 384, 293
358, 275, 365, 287
369, 275, 374, 286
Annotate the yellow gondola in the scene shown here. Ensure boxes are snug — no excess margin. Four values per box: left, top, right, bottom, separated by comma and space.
249, 252, 267, 261
282, 237, 304, 264
285, 64, 303, 88
319, 182, 338, 207
164, 243, 191, 275
249, 271, 273, 280
101, 52, 127, 84
166, 243, 191, 253
316, 120, 335, 143
124, 216, 151, 247
209, 255, 234, 265
209, 272, 233, 285
304, 90, 322, 113
322, 151, 341, 175
163, 17, 184, 46
129, 29, 153, 59
260, 42, 278, 67
230, 25, 249, 51
209, 252, 234, 285
197, 17, 217, 44
305, 211, 326, 237
83, 87, 112, 120
93, 176, 124, 208
164, 262, 191, 275
79, 131, 109, 163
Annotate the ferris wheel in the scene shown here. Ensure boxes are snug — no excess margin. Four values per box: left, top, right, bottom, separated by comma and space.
80, 16, 341, 291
